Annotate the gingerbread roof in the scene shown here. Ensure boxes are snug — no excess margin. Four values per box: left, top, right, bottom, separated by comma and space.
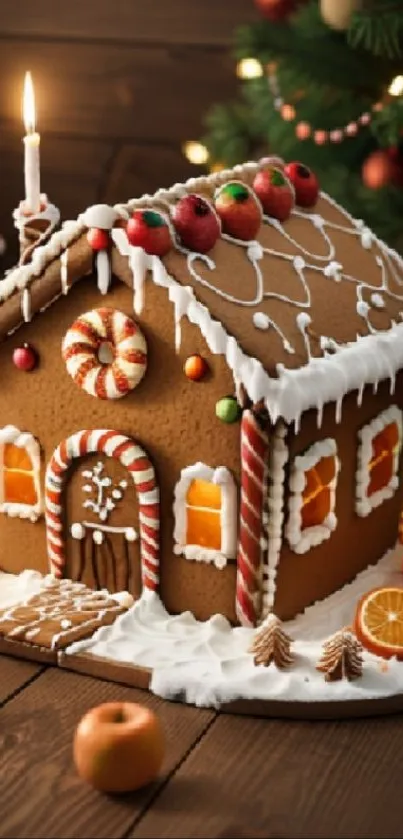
2, 157, 403, 425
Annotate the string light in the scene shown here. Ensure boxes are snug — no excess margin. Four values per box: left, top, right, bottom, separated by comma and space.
182, 141, 209, 166
267, 66, 383, 146
236, 58, 263, 80
389, 75, 403, 97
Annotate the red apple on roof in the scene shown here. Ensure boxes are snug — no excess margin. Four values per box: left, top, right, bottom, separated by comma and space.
253, 167, 295, 221
284, 162, 319, 208
171, 194, 221, 253
214, 182, 263, 241
126, 210, 173, 256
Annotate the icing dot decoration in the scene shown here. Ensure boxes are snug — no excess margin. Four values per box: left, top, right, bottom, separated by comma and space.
126, 209, 173, 256
71, 523, 85, 540
62, 308, 147, 400
253, 312, 270, 330
215, 396, 241, 424
87, 228, 110, 252
214, 181, 262, 241
12, 343, 37, 372
184, 354, 208, 381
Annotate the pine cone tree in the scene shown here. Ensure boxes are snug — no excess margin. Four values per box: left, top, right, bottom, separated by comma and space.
249, 614, 294, 668
317, 628, 363, 682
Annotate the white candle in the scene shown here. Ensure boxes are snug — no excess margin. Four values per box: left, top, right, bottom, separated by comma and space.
23, 72, 41, 214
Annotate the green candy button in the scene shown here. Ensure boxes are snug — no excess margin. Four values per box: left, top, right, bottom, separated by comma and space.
215, 397, 241, 423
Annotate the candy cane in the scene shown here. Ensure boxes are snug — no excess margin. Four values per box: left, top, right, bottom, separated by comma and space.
236, 410, 269, 627
45, 430, 159, 591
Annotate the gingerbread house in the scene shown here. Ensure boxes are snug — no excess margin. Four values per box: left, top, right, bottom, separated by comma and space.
1, 156, 403, 629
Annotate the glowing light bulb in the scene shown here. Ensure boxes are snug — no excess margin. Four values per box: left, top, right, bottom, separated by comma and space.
388, 75, 403, 97
182, 141, 209, 166
236, 58, 263, 80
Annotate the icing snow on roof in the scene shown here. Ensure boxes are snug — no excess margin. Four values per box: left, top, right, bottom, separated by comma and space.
1, 158, 403, 425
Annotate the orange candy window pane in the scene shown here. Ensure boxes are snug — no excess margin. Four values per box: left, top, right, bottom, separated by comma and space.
186, 479, 222, 550
186, 507, 221, 550
3, 443, 33, 471
301, 455, 336, 530
4, 469, 37, 505
186, 479, 221, 510
367, 422, 399, 497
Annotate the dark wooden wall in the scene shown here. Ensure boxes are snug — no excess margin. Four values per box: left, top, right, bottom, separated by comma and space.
0, 0, 257, 265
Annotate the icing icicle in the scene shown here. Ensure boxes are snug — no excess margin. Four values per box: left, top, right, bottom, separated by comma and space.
60, 249, 69, 295
96, 250, 112, 296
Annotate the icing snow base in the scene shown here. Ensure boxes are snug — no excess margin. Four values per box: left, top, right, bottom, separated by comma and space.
0, 570, 44, 609
65, 545, 403, 709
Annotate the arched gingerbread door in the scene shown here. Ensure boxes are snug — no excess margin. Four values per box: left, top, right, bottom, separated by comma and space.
45, 430, 159, 598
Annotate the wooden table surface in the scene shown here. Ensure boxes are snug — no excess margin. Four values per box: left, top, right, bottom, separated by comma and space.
0, 655, 402, 839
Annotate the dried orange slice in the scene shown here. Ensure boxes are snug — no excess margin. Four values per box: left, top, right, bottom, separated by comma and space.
355, 587, 403, 660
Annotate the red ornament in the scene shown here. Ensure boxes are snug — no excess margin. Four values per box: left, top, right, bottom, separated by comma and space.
172, 194, 221, 253
253, 167, 295, 221
284, 161, 319, 208
254, 0, 301, 21
361, 149, 402, 190
87, 228, 110, 251
13, 343, 37, 371
126, 210, 172, 256
214, 182, 262, 241
184, 354, 208, 381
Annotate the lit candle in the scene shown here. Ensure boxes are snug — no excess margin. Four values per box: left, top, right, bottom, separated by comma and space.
22, 72, 41, 214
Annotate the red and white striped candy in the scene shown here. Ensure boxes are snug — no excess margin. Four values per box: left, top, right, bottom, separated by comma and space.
236, 410, 268, 627
45, 430, 159, 591
62, 307, 147, 400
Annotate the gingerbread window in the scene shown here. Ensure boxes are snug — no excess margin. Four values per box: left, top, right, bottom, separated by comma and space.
286, 439, 340, 554
173, 463, 237, 569
356, 405, 402, 517
0, 426, 41, 521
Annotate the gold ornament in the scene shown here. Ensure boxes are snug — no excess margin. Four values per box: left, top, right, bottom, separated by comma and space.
320, 0, 362, 31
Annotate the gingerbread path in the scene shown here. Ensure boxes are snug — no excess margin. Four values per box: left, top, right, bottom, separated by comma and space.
0, 547, 403, 718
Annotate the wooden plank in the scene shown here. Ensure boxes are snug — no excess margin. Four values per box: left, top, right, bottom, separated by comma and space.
0, 40, 237, 142
0, 0, 257, 46
102, 143, 201, 205
0, 655, 42, 705
0, 132, 112, 266
130, 711, 403, 839
0, 667, 214, 839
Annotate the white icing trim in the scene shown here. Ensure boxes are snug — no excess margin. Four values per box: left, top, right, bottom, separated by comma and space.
262, 422, 288, 617
173, 544, 228, 570
0, 425, 42, 521
286, 438, 340, 554
173, 462, 237, 564
356, 404, 403, 517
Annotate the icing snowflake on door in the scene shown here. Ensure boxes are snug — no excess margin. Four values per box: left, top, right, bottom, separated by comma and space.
81, 462, 128, 521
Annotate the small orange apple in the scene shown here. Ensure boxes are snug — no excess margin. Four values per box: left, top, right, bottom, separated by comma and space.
73, 701, 165, 793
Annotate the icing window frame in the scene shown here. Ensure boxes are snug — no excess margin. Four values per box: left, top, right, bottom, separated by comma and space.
173, 462, 237, 570
0, 425, 42, 522
286, 438, 340, 554
356, 405, 403, 517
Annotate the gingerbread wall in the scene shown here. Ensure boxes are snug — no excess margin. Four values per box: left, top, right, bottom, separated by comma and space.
0, 256, 241, 623
273, 373, 403, 620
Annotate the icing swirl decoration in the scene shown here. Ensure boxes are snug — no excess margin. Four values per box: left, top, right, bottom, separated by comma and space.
62, 307, 147, 399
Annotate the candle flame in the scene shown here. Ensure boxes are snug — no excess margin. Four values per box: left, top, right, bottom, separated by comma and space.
23, 72, 36, 134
